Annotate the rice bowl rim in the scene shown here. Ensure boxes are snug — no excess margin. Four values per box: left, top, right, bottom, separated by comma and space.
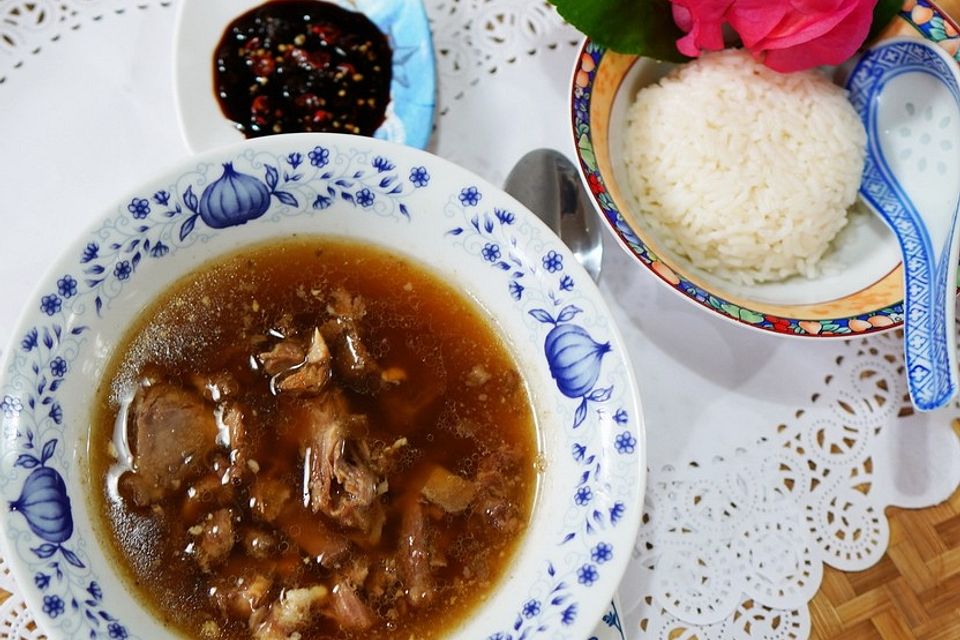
567, 29, 958, 337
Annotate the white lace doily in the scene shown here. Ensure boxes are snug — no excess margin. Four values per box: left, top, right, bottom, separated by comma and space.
0, 1, 959, 639
599, 240, 960, 639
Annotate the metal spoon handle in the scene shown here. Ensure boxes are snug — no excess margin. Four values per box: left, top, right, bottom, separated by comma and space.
504, 149, 603, 282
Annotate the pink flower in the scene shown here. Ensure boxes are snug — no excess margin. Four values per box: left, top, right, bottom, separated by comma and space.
671, 0, 733, 57
671, 0, 878, 72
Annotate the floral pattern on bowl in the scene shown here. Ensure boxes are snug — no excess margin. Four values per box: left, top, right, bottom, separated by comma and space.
569, 1, 960, 337
0, 134, 643, 639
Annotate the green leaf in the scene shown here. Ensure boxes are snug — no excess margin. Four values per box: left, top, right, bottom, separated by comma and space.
551, 0, 688, 62
577, 134, 598, 171
739, 309, 765, 324
868, 0, 905, 43
720, 302, 741, 318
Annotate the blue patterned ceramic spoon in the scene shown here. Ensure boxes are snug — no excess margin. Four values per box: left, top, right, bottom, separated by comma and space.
847, 37, 960, 412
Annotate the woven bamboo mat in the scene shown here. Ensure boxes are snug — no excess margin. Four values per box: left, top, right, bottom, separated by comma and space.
807, 419, 960, 640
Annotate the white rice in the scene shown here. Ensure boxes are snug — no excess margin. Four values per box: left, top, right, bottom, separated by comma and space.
624, 49, 866, 285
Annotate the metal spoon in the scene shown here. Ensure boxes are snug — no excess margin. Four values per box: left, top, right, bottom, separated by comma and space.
847, 37, 960, 411
504, 148, 603, 282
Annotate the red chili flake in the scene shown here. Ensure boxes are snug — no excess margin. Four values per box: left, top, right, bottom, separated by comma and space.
251, 53, 276, 77
309, 23, 340, 43
251, 95, 271, 114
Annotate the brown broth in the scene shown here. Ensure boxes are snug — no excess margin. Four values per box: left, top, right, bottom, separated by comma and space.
88, 237, 539, 639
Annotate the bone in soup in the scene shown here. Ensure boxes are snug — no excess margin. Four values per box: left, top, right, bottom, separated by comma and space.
89, 238, 539, 639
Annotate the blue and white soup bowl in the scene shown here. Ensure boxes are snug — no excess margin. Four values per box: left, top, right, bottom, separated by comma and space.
0, 134, 643, 639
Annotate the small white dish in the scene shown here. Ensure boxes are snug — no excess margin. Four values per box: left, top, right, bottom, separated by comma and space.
173, 0, 436, 152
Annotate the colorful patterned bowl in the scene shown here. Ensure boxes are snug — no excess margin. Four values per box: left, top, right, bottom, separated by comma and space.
0, 134, 642, 639
569, 0, 960, 337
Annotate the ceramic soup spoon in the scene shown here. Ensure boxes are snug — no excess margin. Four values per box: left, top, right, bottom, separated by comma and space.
847, 37, 960, 412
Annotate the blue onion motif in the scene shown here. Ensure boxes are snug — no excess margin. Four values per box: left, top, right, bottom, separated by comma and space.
530, 304, 612, 428
10, 466, 73, 543
545, 323, 610, 398
199, 162, 271, 229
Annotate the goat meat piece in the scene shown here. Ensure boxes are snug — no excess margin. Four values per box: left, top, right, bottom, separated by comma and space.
327, 287, 367, 319
182, 472, 235, 524
259, 329, 333, 396
369, 437, 408, 476
325, 581, 375, 631
342, 558, 370, 588
276, 505, 351, 569
213, 572, 273, 621
191, 508, 235, 572
191, 371, 240, 402
276, 328, 332, 395
219, 400, 253, 481
399, 500, 435, 607
258, 339, 306, 375
251, 585, 329, 640
376, 381, 444, 431
475, 448, 525, 535
320, 288, 383, 394
366, 558, 402, 603
123, 382, 219, 507
302, 395, 384, 533
250, 476, 292, 524
241, 528, 279, 560
421, 465, 476, 514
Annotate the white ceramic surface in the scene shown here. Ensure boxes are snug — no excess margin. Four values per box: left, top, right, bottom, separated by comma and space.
0, 133, 643, 639
848, 37, 960, 410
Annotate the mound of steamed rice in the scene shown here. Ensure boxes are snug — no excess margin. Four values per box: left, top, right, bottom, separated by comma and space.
624, 49, 866, 285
